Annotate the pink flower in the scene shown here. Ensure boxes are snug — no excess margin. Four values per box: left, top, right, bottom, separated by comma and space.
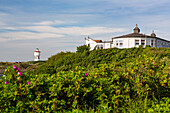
39, 80, 40, 82
5, 81, 9, 84
153, 62, 155, 64
13, 65, 17, 70
28, 81, 31, 85
85, 73, 88, 76
145, 67, 147, 69
17, 68, 20, 72
18, 72, 21, 76
155, 65, 157, 67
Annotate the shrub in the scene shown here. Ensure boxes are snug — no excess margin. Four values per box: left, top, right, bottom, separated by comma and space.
0, 53, 169, 112
76, 45, 90, 53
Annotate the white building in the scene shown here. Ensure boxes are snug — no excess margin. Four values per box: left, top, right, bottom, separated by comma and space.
34, 48, 41, 61
85, 25, 170, 50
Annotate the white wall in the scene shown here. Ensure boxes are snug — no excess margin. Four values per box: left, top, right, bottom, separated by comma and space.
85, 38, 112, 50
112, 38, 135, 48
104, 43, 111, 49
85, 38, 97, 50
112, 37, 170, 48
86, 37, 170, 50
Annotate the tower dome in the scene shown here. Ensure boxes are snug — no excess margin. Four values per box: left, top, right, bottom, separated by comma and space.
133, 24, 140, 33
151, 30, 156, 37
34, 48, 40, 61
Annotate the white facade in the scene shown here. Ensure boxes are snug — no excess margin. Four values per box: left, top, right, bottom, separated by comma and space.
34, 48, 40, 61
112, 38, 170, 48
85, 37, 113, 50
85, 25, 170, 50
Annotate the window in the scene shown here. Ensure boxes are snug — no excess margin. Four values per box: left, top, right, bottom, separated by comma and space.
114, 40, 123, 47
141, 40, 145, 46
135, 40, 139, 46
97, 45, 103, 49
151, 40, 154, 47
101, 45, 103, 49
119, 40, 123, 47
97, 45, 100, 49
116, 41, 119, 47
155, 40, 157, 47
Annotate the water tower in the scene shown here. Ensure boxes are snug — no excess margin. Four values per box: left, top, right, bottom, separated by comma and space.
34, 48, 40, 61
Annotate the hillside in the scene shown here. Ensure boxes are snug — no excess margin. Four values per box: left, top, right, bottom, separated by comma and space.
0, 46, 169, 112
31, 46, 170, 75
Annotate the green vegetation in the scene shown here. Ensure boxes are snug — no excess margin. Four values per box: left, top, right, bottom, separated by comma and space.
32, 46, 170, 75
0, 46, 169, 112
0, 61, 45, 75
76, 45, 90, 53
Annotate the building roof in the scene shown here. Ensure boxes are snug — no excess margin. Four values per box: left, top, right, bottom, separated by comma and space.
112, 33, 170, 42
86, 36, 112, 43
112, 33, 170, 43
94, 40, 102, 43
113, 33, 151, 38
34, 51, 40, 52
112, 25, 170, 43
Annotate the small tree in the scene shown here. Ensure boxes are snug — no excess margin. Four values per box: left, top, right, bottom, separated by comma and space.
76, 45, 90, 53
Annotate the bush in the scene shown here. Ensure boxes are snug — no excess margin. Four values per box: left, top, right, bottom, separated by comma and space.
0, 54, 169, 112
76, 45, 90, 53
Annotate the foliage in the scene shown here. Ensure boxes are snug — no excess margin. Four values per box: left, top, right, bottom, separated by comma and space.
32, 47, 170, 75
76, 45, 90, 53
0, 61, 45, 75
0, 51, 169, 112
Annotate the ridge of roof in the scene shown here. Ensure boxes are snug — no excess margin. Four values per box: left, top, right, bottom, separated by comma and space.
113, 33, 151, 38
112, 33, 170, 42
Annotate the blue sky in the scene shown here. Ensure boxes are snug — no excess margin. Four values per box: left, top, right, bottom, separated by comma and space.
0, 0, 170, 62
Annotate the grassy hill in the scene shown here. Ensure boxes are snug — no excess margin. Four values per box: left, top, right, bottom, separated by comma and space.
0, 46, 169, 112
31, 46, 170, 75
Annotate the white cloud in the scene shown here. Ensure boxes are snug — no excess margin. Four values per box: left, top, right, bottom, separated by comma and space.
0, 32, 64, 42
2, 27, 17, 30
0, 25, 126, 42
0, 38, 7, 42
55, 27, 126, 35
34, 20, 76, 26
0, 22, 6, 26
21, 26, 126, 36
